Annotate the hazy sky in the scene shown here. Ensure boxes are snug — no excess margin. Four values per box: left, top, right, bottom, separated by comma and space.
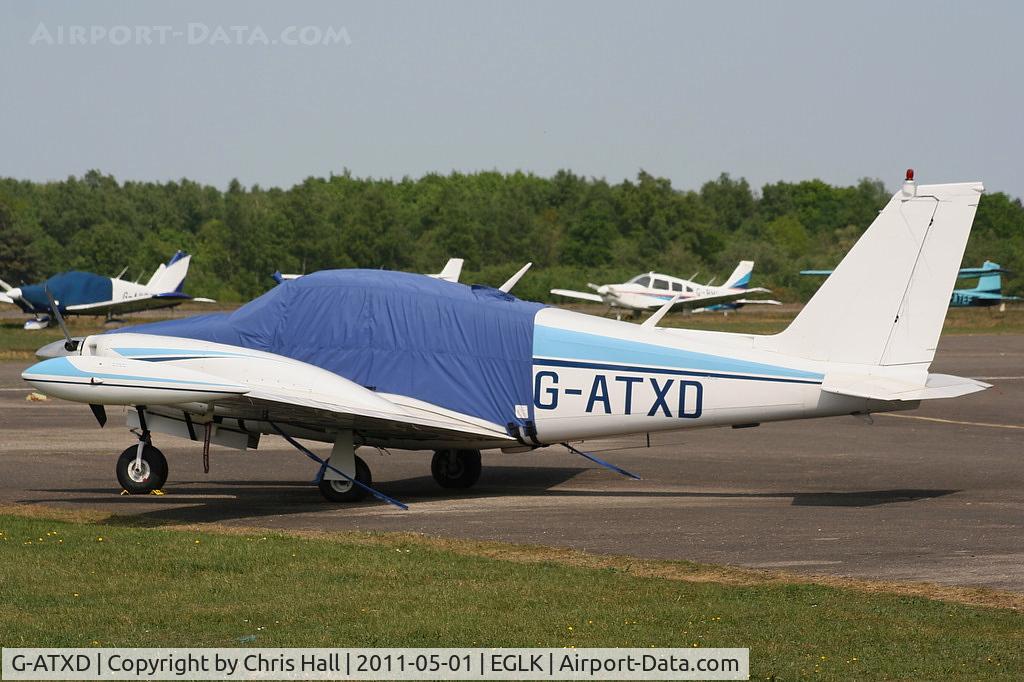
2, 1, 1021, 195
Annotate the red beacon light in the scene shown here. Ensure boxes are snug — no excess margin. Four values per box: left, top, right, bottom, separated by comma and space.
901, 168, 917, 197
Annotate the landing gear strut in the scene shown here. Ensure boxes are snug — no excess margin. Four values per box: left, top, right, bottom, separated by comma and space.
431, 449, 482, 489
118, 407, 168, 494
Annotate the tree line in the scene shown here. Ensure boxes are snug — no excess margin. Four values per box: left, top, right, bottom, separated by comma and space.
1, 169, 1021, 304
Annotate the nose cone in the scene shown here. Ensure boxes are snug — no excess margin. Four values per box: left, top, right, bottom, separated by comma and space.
597, 285, 610, 295
8, 287, 21, 300
35, 338, 82, 359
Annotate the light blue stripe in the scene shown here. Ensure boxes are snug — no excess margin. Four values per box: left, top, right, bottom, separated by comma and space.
24, 357, 233, 387
114, 347, 250, 359
533, 326, 823, 380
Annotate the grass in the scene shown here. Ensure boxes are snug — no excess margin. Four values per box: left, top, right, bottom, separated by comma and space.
0, 509, 1021, 680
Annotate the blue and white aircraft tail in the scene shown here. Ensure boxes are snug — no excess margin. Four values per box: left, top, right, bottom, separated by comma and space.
19, 173, 992, 506
950, 261, 1020, 307
722, 260, 754, 289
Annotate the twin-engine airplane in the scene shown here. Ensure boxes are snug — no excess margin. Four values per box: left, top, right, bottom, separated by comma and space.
1, 251, 214, 330
551, 261, 780, 318
22, 173, 991, 508
803, 260, 1020, 308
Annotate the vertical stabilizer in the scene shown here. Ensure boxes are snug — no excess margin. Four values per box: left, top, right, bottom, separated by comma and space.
145, 252, 192, 293
723, 261, 754, 289
761, 174, 983, 366
431, 258, 464, 283
973, 261, 1003, 294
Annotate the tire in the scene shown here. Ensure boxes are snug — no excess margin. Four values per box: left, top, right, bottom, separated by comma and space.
318, 455, 371, 503
116, 444, 168, 494
431, 449, 482, 489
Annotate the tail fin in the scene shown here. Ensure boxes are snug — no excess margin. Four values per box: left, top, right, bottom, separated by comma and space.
145, 251, 192, 293
723, 261, 754, 289
973, 261, 1003, 294
431, 258, 464, 283
763, 177, 984, 366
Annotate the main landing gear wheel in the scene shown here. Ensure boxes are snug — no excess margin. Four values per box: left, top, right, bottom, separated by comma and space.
116, 444, 168, 494
318, 455, 371, 503
431, 449, 482, 489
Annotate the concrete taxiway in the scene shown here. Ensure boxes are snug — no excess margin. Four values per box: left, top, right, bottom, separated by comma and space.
1, 334, 1021, 591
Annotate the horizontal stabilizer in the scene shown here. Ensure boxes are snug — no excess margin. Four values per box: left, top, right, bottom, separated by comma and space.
821, 372, 991, 402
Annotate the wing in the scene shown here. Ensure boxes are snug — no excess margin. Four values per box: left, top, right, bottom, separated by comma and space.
0, 293, 14, 305
673, 287, 774, 309
550, 288, 605, 303
65, 292, 204, 315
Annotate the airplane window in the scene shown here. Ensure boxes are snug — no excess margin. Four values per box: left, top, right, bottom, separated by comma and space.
686, 286, 693, 293
671, 282, 683, 292
653, 279, 669, 290
635, 276, 651, 287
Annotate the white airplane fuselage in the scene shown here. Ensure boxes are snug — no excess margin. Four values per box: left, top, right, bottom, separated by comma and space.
527, 307, 910, 443
597, 275, 743, 311
26, 308, 912, 452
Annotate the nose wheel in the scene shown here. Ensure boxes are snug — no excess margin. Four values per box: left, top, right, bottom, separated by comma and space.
431, 449, 482, 489
116, 443, 168, 494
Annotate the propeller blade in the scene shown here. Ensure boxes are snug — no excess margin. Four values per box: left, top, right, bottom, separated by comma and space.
43, 287, 79, 352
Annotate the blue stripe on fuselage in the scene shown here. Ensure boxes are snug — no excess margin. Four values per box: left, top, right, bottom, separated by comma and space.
23, 356, 231, 387
533, 326, 823, 382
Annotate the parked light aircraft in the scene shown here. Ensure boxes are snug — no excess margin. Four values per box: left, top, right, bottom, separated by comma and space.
803, 260, 1020, 308
1, 251, 214, 330
273, 258, 466, 285
550, 261, 780, 317
22, 173, 990, 507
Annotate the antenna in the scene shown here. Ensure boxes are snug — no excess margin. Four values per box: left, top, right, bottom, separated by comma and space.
641, 295, 682, 329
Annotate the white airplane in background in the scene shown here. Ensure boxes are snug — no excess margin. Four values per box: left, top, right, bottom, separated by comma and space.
20, 172, 991, 509
551, 261, 780, 318
0, 251, 215, 330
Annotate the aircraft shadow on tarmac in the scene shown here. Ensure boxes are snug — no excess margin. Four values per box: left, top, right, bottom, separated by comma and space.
23, 466, 962, 526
